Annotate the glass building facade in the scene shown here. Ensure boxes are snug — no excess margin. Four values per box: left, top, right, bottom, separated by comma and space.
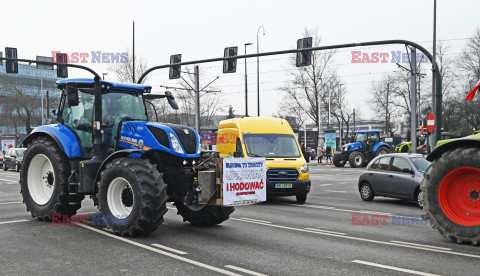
0, 60, 59, 134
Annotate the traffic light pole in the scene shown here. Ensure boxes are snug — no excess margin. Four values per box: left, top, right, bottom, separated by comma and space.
138, 39, 442, 148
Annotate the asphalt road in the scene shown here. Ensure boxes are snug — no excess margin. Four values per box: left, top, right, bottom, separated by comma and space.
1, 163, 479, 276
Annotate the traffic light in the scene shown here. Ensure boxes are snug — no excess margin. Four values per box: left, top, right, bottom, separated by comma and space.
5, 47, 18, 73
296, 37, 312, 67
169, 54, 182, 79
56, 53, 68, 78
223, 47, 238, 73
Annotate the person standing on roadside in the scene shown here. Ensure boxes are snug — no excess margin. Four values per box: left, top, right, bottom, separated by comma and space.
325, 145, 332, 163
301, 143, 310, 163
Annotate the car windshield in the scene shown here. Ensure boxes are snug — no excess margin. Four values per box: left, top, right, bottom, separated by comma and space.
16, 149, 26, 157
410, 157, 431, 173
243, 134, 301, 158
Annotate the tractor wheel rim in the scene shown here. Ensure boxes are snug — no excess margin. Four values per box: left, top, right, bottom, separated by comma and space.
355, 155, 363, 165
27, 154, 55, 205
361, 185, 370, 198
107, 177, 134, 218
438, 167, 480, 226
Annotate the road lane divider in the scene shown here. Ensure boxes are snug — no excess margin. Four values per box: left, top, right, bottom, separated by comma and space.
351, 260, 440, 276
151, 243, 189, 255
240, 217, 272, 224
304, 228, 346, 236
230, 217, 480, 259
390, 240, 451, 251
225, 265, 267, 276
0, 179, 19, 184
320, 184, 332, 186
79, 224, 241, 276
0, 219, 29, 225
0, 201, 22, 205
323, 190, 347, 193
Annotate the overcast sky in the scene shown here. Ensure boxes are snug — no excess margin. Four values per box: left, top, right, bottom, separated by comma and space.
3, 0, 479, 121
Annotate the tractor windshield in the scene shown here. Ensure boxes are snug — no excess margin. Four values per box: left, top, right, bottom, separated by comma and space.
354, 133, 367, 143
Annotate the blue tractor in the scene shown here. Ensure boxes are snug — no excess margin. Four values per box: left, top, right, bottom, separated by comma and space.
333, 130, 391, 168
19, 77, 233, 236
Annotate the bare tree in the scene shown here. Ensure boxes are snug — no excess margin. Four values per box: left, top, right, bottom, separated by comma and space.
277, 28, 338, 132
0, 75, 43, 134
458, 28, 480, 81
107, 50, 149, 84
368, 74, 398, 136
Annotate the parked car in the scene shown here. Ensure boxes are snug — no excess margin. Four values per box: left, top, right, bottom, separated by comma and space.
307, 147, 317, 160
0, 151, 4, 168
357, 153, 431, 208
3, 148, 27, 172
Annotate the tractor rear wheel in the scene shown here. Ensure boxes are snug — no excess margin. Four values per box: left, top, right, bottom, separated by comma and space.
375, 146, 390, 156
175, 201, 234, 226
98, 158, 168, 236
333, 153, 346, 167
20, 136, 83, 220
349, 151, 365, 168
422, 146, 480, 244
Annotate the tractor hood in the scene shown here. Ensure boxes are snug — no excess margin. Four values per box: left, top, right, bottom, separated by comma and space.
118, 121, 200, 158
342, 142, 362, 152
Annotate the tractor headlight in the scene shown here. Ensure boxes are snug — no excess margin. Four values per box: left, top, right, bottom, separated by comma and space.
170, 133, 185, 154
300, 164, 309, 173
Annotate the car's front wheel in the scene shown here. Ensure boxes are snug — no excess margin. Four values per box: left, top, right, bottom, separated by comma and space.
359, 182, 374, 201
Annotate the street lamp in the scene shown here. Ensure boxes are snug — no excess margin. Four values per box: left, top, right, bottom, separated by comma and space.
257, 26, 265, 116
244, 43, 252, 116
102, 72, 108, 80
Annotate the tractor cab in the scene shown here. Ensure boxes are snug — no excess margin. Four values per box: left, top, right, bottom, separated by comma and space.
55, 79, 178, 156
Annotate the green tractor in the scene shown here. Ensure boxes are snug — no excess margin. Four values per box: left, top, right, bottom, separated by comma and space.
421, 87, 480, 244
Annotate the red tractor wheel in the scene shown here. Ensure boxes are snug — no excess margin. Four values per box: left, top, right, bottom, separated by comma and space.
422, 146, 480, 244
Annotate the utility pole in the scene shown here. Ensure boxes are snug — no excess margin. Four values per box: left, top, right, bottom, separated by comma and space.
194, 65, 201, 133
46, 91, 50, 120
410, 47, 418, 153
244, 43, 252, 116
133, 21, 135, 83
430, 0, 437, 153
40, 78, 44, 125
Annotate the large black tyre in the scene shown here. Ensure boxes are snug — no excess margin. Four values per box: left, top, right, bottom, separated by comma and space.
333, 153, 346, 167
422, 146, 480, 244
175, 201, 234, 226
400, 144, 409, 153
98, 158, 168, 237
20, 137, 83, 221
375, 146, 390, 156
349, 151, 365, 168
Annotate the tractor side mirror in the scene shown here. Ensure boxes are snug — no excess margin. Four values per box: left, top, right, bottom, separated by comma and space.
66, 83, 79, 107
165, 91, 179, 110
233, 151, 244, 158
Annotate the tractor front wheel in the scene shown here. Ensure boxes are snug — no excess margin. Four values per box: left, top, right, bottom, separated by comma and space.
349, 151, 365, 168
20, 137, 83, 220
175, 201, 234, 226
98, 158, 168, 236
333, 153, 346, 167
422, 146, 480, 244
375, 146, 390, 156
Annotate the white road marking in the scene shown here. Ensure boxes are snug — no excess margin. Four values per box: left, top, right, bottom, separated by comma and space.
0, 219, 28, 225
323, 190, 347, 193
79, 224, 241, 276
0, 179, 19, 184
231, 218, 480, 259
390, 240, 451, 251
291, 203, 392, 216
151, 243, 188, 255
240, 217, 271, 224
0, 201, 22, 205
320, 184, 332, 186
304, 228, 346, 236
225, 265, 267, 276
351, 260, 440, 276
